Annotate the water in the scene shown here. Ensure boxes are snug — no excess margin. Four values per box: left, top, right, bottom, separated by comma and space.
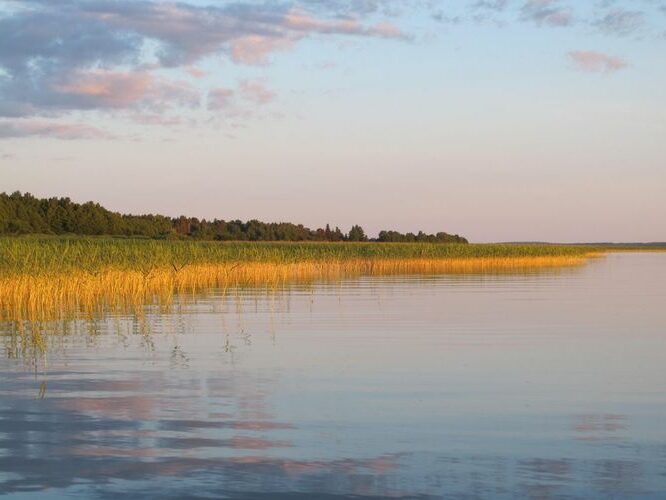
1, 253, 665, 499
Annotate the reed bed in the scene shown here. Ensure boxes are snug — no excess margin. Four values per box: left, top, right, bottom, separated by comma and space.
0, 238, 598, 322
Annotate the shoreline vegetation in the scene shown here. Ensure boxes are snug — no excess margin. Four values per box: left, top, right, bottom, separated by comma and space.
0, 238, 602, 322
1, 193, 661, 323
0, 192, 467, 243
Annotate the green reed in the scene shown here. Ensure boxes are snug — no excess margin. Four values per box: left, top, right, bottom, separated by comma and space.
0, 237, 594, 277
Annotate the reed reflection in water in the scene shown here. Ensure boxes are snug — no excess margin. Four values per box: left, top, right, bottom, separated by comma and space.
1, 253, 665, 498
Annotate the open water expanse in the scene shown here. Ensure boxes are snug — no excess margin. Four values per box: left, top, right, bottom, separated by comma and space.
1, 252, 665, 499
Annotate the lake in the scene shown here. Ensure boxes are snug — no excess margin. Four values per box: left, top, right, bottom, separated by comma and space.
1, 252, 665, 499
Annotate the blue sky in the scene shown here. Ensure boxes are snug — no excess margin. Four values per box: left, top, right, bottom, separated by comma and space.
0, 0, 664, 242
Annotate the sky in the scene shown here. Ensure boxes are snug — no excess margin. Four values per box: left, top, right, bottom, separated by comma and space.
0, 0, 664, 242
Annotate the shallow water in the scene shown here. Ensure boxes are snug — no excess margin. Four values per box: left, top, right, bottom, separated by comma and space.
1, 253, 665, 499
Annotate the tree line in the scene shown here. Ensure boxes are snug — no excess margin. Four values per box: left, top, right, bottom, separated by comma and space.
0, 192, 468, 243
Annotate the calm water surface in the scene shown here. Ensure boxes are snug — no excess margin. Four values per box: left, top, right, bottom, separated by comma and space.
1, 253, 665, 499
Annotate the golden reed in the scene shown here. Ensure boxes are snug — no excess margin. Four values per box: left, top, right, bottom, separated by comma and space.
0, 255, 595, 322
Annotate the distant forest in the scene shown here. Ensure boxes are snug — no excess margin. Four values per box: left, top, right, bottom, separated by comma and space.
0, 192, 468, 244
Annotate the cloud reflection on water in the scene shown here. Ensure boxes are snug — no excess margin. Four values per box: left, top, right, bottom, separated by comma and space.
1, 254, 666, 498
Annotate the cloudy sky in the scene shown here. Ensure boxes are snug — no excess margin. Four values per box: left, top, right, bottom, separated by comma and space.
0, 0, 664, 242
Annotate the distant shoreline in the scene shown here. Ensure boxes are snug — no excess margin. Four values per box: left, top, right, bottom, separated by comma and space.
500, 242, 666, 247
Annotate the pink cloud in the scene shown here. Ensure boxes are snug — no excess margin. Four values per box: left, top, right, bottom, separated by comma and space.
1, 1, 412, 134
208, 87, 235, 111
238, 79, 276, 105
0, 120, 113, 140
226, 13, 405, 66
284, 11, 361, 33
283, 10, 407, 39
82, 3, 407, 68
186, 67, 207, 79
371, 22, 406, 39
53, 70, 200, 110
568, 50, 628, 73
230, 36, 296, 65
55, 71, 155, 107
